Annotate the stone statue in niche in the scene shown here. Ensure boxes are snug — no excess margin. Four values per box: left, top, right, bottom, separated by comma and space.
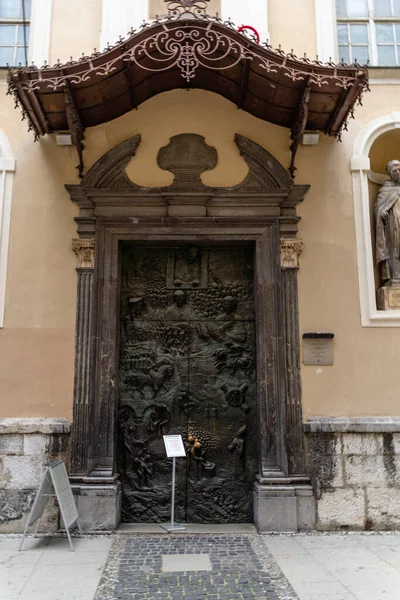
375, 160, 400, 310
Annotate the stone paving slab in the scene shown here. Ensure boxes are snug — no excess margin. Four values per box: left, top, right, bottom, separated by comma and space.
94, 535, 299, 600
262, 532, 400, 600
0, 535, 112, 600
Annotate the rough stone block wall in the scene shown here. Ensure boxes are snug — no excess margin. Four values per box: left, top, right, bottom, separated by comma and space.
0, 418, 70, 533
305, 419, 400, 530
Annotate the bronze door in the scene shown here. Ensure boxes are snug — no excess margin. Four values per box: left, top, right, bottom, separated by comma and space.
118, 245, 257, 523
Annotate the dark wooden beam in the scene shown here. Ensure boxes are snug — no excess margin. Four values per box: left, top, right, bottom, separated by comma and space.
27, 90, 52, 135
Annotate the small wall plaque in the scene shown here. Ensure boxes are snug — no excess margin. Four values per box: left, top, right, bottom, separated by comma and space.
302, 333, 334, 366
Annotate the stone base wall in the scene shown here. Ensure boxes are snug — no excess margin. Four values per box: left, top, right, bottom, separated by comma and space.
305, 418, 400, 530
0, 418, 70, 533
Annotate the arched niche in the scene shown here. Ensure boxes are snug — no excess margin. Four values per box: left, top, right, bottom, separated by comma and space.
352, 113, 400, 327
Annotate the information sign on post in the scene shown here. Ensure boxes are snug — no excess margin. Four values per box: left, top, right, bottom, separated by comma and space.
163, 434, 186, 458
161, 435, 186, 532
19, 460, 81, 552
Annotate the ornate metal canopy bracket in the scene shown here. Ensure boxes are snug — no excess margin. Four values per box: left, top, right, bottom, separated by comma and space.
122, 45, 138, 110
289, 78, 311, 178
15, 70, 50, 138
64, 86, 85, 178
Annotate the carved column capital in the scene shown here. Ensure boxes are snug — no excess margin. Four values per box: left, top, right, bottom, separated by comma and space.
280, 238, 304, 269
72, 238, 95, 269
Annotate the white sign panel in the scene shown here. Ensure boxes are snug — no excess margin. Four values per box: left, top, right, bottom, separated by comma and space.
27, 467, 54, 526
50, 461, 79, 528
163, 435, 186, 458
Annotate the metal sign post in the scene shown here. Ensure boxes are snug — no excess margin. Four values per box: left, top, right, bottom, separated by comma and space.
161, 435, 186, 532
19, 460, 81, 552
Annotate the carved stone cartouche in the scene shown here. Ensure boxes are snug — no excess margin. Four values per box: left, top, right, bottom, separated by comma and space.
157, 133, 217, 187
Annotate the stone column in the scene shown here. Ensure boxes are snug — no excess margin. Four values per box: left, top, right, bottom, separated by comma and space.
70, 236, 121, 530
70, 238, 95, 475
280, 238, 306, 474
254, 238, 315, 532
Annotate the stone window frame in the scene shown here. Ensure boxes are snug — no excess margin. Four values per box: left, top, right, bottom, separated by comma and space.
0, 0, 53, 68
100, 0, 269, 49
0, 0, 31, 67
315, 0, 338, 62
100, 0, 148, 50
315, 0, 400, 68
337, 0, 400, 67
28, 0, 53, 67
351, 112, 400, 327
0, 129, 16, 328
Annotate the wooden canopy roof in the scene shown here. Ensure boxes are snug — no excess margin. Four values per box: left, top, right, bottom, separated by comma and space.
7, 7, 368, 177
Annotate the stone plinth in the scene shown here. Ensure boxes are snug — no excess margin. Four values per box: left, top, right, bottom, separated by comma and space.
253, 482, 315, 532
377, 285, 400, 310
72, 481, 121, 531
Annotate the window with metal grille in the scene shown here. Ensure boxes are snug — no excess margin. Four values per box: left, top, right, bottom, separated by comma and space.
0, 0, 31, 67
337, 0, 400, 65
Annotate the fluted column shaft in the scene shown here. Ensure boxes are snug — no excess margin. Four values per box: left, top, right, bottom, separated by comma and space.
70, 239, 95, 475
280, 238, 306, 475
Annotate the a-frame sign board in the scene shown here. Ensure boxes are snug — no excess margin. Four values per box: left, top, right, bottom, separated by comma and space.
19, 460, 81, 552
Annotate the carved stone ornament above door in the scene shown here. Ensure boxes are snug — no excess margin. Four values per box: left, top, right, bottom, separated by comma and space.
75, 133, 294, 191
67, 133, 308, 241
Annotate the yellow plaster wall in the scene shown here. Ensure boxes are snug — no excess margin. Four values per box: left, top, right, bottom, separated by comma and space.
268, 0, 317, 59
296, 84, 400, 418
2, 84, 400, 420
0, 84, 77, 418
1, 0, 400, 420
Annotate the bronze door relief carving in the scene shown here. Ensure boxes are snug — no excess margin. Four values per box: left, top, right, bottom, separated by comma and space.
118, 245, 257, 523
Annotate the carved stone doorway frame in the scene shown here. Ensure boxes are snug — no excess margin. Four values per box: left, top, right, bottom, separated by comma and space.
67, 133, 315, 531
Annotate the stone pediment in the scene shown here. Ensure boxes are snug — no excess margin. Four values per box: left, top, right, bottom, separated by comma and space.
74, 133, 294, 193
66, 133, 309, 241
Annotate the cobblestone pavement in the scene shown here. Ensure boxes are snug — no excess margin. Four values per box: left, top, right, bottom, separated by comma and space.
94, 535, 299, 600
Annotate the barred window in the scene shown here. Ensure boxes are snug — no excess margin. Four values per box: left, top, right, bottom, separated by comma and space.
0, 0, 31, 67
337, 0, 400, 65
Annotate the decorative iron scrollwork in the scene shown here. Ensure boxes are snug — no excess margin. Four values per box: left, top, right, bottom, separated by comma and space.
165, 0, 210, 18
